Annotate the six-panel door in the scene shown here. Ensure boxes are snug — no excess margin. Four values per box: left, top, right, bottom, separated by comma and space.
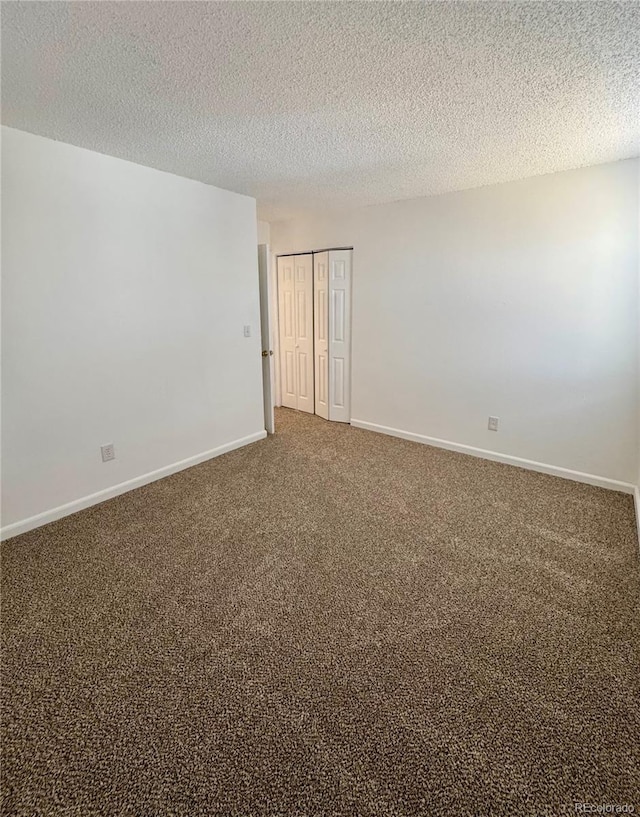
277, 254, 314, 413
328, 250, 351, 423
313, 252, 329, 420
278, 250, 351, 421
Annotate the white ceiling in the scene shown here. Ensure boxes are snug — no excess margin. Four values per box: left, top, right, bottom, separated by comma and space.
2, 1, 639, 222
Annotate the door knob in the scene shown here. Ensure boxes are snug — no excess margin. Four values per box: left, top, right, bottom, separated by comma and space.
261, 350, 269, 357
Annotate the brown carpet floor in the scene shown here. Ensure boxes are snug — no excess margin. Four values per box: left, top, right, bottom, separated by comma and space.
2, 407, 639, 816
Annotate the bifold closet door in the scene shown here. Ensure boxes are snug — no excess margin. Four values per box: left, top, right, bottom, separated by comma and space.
327, 250, 352, 423
313, 252, 329, 420
277, 254, 314, 413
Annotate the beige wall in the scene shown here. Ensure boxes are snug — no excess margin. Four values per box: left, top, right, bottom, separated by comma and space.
2, 127, 265, 534
272, 159, 639, 486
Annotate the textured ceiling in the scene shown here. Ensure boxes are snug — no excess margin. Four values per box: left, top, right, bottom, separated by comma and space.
2, 1, 639, 222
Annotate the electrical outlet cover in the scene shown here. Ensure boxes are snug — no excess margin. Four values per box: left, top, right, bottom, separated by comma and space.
101, 443, 115, 462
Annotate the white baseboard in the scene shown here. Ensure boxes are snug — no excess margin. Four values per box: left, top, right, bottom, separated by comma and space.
634, 486, 640, 550
1, 430, 267, 541
350, 419, 635, 495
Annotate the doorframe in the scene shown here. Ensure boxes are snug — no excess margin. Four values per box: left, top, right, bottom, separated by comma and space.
258, 244, 275, 434
269, 246, 354, 425
270, 249, 282, 407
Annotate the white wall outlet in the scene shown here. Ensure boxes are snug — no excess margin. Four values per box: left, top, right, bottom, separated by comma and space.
101, 443, 115, 462
488, 416, 499, 432
243, 325, 251, 337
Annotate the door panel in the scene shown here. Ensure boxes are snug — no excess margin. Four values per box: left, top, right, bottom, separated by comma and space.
283, 291, 294, 338
284, 350, 296, 400
332, 289, 345, 342
331, 357, 345, 407
293, 255, 314, 413
328, 250, 352, 422
277, 256, 297, 409
278, 254, 314, 414
313, 252, 329, 419
296, 290, 308, 340
318, 354, 328, 402
298, 352, 310, 399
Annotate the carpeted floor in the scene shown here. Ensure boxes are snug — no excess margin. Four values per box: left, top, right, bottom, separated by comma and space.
2, 408, 639, 817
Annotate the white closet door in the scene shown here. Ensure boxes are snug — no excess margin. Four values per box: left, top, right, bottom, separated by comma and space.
328, 250, 352, 423
313, 252, 329, 420
293, 254, 314, 413
277, 254, 314, 414
277, 255, 297, 409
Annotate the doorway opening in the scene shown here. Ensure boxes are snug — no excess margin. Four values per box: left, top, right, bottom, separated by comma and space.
258, 246, 353, 433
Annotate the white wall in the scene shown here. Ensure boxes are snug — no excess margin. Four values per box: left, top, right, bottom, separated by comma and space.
257, 220, 270, 245
271, 159, 639, 486
1, 127, 265, 534
636, 208, 640, 539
